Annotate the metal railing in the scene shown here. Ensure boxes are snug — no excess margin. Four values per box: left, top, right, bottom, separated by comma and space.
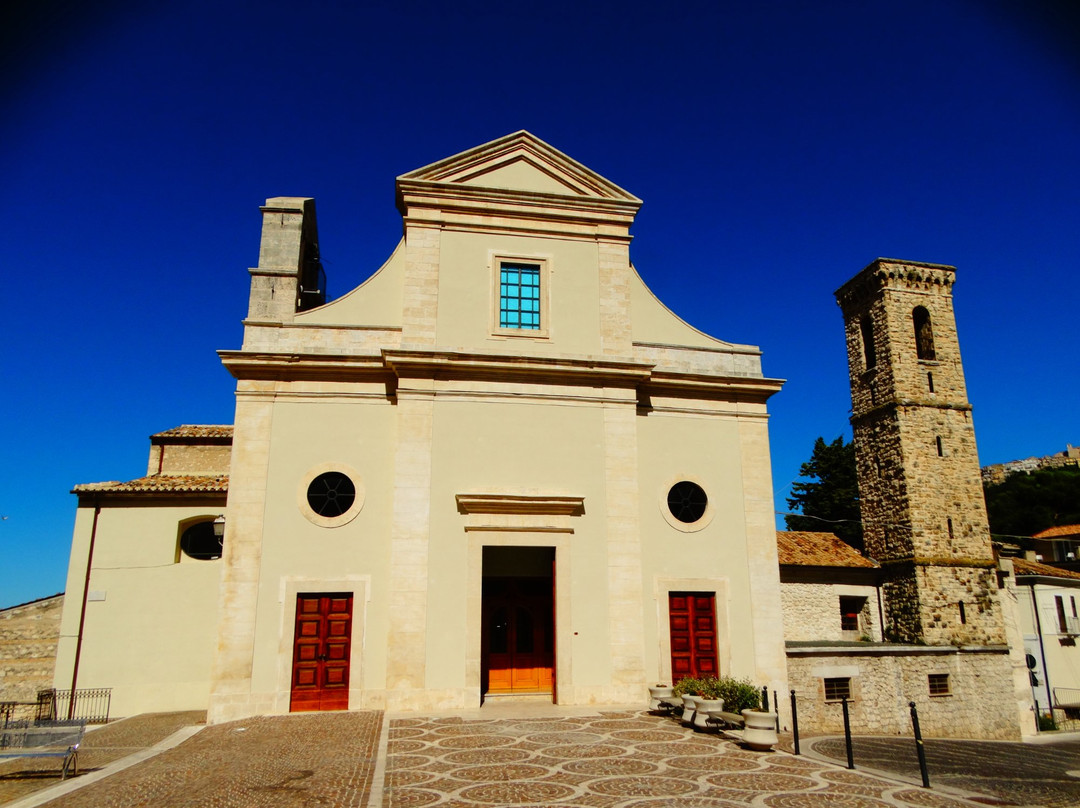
36, 688, 112, 724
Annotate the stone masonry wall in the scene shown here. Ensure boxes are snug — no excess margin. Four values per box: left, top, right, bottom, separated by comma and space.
0, 594, 63, 703
780, 583, 880, 642
837, 260, 1006, 649
148, 443, 232, 476
787, 648, 1019, 739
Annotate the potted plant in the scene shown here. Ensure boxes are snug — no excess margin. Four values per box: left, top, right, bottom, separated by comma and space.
648, 682, 674, 710
728, 682, 776, 751
672, 676, 704, 725
691, 676, 725, 731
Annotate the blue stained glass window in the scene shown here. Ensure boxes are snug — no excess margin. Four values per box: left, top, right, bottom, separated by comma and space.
499, 263, 541, 329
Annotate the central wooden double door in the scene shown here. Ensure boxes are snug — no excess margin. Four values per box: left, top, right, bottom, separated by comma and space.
290, 593, 353, 712
482, 577, 554, 695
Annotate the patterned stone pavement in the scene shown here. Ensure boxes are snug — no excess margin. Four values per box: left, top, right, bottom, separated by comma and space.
382, 710, 991, 808
2, 711, 380, 808
0, 710, 206, 805
808, 735, 1080, 808
6, 708, 1073, 808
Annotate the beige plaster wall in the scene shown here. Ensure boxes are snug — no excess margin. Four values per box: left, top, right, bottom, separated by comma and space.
242, 394, 397, 714
55, 502, 223, 717
1016, 582, 1080, 712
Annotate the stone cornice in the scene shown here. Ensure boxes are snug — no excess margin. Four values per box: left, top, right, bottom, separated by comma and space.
220, 347, 781, 404
835, 258, 957, 311
455, 493, 585, 516
850, 398, 974, 425
876, 556, 997, 570
644, 371, 784, 403
382, 349, 653, 387
218, 351, 392, 382
785, 642, 1009, 657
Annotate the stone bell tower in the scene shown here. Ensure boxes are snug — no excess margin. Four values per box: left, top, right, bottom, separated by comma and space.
835, 259, 1005, 647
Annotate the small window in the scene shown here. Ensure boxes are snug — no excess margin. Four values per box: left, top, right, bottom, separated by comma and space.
179, 520, 221, 561
824, 677, 852, 702
928, 673, 950, 696
499, 262, 541, 330
959, 600, 967, 624
667, 481, 708, 524
947, 517, 954, 539
307, 471, 356, 518
1057, 596, 1070, 633
936, 436, 943, 457
860, 316, 876, 369
913, 306, 936, 360
927, 371, 934, 392
839, 596, 866, 633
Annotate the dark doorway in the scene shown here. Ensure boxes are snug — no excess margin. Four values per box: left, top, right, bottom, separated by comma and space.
482, 547, 555, 698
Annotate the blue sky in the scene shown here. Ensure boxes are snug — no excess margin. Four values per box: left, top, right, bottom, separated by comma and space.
2, 1, 1078, 608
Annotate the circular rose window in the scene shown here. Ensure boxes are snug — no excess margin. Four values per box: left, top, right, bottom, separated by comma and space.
307, 471, 356, 517
667, 481, 708, 523
298, 465, 364, 527
659, 477, 714, 532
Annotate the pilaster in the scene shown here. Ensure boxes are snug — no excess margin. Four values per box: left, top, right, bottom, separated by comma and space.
207, 384, 275, 723
385, 386, 435, 698
603, 398, 646, 694
402, 225, 441, 346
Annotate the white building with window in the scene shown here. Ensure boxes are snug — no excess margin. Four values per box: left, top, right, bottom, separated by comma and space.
55, 132, 790, 722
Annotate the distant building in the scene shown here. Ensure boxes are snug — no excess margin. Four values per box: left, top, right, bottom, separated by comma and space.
982, 445, 1080, 485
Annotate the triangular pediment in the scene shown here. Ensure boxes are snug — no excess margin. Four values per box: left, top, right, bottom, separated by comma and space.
398, 131, 641, 203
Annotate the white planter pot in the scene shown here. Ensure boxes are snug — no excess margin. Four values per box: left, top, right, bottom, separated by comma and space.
692, 698, 724, 730
741, 709, 779, 751
680, 695, 702, 725
648, 685, 674, 710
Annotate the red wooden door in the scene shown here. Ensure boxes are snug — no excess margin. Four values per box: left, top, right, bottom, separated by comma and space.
669, 592, 718, 681
290, 593, 352, 712
483, 578, 553, 695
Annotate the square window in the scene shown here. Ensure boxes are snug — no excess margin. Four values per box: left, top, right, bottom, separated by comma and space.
499, 262, 541, 330
824, 677, 852, 702
928, 673, 950, 696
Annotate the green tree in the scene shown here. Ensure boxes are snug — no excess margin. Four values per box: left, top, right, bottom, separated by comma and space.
785, 436, 863, 552
984, 467, 1080, 539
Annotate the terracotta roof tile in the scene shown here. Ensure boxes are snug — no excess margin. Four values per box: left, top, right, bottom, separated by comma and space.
73, 475, 229, 494
776, 531, 878, 568
1011, 557, 1080, 582
1032, 524, 1080, 540
151, 425, 233, 439
1006, 557, 1080, 578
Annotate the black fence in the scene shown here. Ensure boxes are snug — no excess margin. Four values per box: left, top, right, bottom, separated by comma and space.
33, 688, 112, 724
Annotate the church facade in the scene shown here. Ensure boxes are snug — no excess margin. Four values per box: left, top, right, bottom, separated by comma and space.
56, 132, 789, 722
54, 134, 1036, 739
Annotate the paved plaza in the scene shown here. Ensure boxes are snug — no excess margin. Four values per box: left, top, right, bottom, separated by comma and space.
3, 707, 1080, 808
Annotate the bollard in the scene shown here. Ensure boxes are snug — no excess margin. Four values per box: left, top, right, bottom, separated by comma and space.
761, 685, 769, 712
773, 689, 780, 732
790, 689, 800, 755
841, 696, 854, 769
909, 701, 931, 788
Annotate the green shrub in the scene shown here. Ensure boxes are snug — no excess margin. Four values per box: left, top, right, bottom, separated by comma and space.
672, 677, 704, 697
713, 676, 761, 712
672, 675, 761, 711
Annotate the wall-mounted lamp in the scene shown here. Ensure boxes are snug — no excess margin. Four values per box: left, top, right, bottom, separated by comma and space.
213, 514, 226, 541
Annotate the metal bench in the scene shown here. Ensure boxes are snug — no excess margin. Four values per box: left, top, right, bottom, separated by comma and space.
0, 719, 86, 779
